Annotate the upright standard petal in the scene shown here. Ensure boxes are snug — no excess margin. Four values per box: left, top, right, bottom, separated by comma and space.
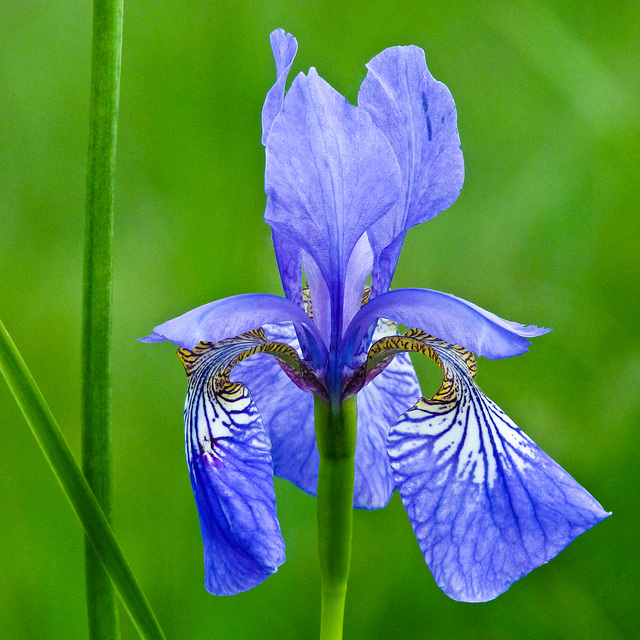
261, 29, 298, 145
265, 68, 401, 340
271, 228, 304, 308
180, 331, 299, 595
260, 30, 304, 307
342, 288, 550, 363
342, 233, 374, 331
385, 330, 610, 602
358, 45, 464, 293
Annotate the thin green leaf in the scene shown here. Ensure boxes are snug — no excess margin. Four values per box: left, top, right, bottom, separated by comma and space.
0, 320, 167, 640
82, 0, 124, 635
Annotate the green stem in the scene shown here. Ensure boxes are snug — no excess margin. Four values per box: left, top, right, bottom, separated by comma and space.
83, 0, 123, 637
314, 395, 357, 640
0, 321, 166, 640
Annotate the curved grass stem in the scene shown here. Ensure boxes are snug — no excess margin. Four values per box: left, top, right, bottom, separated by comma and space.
0, 321, 166, 640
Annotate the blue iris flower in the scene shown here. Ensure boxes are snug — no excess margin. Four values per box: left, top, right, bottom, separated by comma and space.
143, 29, 609, 602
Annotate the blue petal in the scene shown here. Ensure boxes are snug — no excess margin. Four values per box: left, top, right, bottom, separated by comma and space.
232, 323, 319, 497
265, 68, 401, 337
354, 320, 421, 509
140, 293, 326, 362
343, 288, 550, 363
260, 30, 304, 306
236, 321, 423, 509
302, 251, 332, 345
387, 332, 610, 602
261, 29, 298, 145
342, 233, 374, 330
181, 336, 288, 595
359, 46, 464, 294
271, 229, 303, 307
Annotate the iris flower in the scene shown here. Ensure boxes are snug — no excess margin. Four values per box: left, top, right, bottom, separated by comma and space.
143, 29, 609, 605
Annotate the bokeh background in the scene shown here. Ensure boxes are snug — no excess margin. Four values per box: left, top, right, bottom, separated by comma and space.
1, 1, 638, 638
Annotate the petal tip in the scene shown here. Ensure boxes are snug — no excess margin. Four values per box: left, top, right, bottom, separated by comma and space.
522, 324, 553, 338
262, 29, 299, 146
137, 332, 166, 343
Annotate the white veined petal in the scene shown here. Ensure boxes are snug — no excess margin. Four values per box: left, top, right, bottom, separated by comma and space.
180, 333, 288, 595
387, 331, 610, 603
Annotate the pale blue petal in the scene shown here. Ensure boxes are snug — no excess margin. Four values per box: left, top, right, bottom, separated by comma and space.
359, 45, 464, 293
387, 334, 610, 602
261, 29, 298, 145
354, 321, 421, 509
301, 237, 373, 350
342, 233, 374, 331
343, 288, 550, 363
181, 337, 287, 595
235, 320, 424, 509
302, 250, 332, 345
140, 293, 326, 363
271, 228, 303, 307
232, 323, 319, 496
265, 68, 401, 336
260, 29, 303, 306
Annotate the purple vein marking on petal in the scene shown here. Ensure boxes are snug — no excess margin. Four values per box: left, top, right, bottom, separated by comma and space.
182, 336, 288, 595
387, 335, 609, 602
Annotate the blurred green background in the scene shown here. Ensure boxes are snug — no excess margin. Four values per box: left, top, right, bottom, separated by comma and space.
1, 1, 638, 638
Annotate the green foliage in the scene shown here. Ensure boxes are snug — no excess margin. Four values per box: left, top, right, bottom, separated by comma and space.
0, 322, 165, 639
82, 0, 123, 636
0, 1, 637, 638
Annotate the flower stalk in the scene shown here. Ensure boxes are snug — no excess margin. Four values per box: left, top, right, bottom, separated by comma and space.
82, 0, 123, 636
314, 395, 357, 640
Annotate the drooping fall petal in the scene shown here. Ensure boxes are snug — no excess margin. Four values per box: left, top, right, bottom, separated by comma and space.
141, 292, 327, 365
385, 330, 610, 602
180, 331, 304, 594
